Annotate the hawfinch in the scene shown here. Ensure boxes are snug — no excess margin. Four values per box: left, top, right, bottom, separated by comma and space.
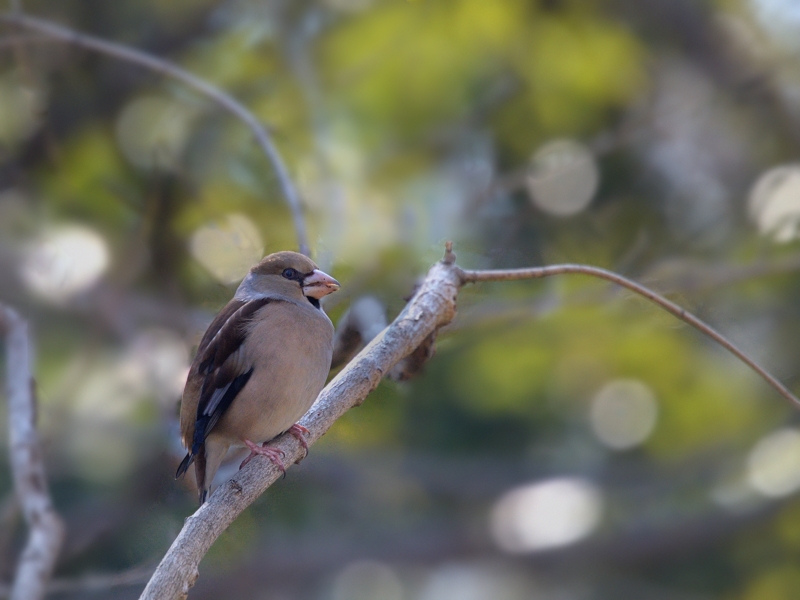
176, 251, 340, 504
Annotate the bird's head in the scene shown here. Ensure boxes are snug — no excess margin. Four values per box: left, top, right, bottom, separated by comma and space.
237, 251, 340, 306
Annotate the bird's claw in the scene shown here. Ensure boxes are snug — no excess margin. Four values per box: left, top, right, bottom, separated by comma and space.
240, 439, 287, 473
288, 424, 310, 461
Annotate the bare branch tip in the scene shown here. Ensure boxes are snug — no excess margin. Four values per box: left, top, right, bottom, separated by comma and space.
442, 241, 456, 265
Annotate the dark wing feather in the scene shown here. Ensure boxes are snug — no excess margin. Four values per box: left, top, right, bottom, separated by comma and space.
194, 297, 276, 440
176, 297, 280, 485
196, 299, 247, 362
193, 368, 253, 452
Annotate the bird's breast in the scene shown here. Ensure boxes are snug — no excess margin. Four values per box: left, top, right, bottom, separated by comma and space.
210, 302, 333, 445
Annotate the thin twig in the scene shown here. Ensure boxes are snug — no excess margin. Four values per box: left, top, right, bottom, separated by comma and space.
0, 11, 310, 256
456, 264, 800, 409
0, 306, 64, 600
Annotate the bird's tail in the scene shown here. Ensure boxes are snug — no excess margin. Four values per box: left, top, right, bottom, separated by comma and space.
175, 439, 209, 505
175, 452, 193, 479
195, 449, 207, 504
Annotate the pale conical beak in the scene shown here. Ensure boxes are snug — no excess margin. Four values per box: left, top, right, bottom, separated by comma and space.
302, 269, 340, 299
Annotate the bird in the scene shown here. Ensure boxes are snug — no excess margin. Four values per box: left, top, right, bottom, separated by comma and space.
176, 251, 340, 504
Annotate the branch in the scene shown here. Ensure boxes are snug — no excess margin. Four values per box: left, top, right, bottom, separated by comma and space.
0, 11, 310, 256
0, 306, 64, 600
456, 263, 800, 410
140, 244, 799, 599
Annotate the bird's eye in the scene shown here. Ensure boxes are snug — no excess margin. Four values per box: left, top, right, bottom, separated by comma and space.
282, 268, 298, 280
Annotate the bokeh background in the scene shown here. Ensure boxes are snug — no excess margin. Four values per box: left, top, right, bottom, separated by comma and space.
3, 0, 800, 598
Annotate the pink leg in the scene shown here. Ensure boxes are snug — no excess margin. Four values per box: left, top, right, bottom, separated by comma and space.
240, 439, 286, 472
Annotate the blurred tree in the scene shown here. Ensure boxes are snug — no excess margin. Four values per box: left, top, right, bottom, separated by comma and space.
3, 0, 800, 598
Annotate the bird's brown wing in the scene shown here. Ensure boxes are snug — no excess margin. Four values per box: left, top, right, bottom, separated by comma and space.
176, 297, 282, 478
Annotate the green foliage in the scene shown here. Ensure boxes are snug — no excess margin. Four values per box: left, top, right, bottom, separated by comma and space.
740, 566, 800, 600
41, 126, 139, 231
323, 0, 645, 161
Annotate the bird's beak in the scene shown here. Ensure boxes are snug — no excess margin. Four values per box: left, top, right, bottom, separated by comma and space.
302, 269, 340, 299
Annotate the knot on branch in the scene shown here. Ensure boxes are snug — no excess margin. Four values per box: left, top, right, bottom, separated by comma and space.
389, 330, 438, 381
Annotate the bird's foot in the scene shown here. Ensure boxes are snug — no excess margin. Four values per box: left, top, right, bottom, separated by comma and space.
288, 424, 310, 461
240, 439, 286, 473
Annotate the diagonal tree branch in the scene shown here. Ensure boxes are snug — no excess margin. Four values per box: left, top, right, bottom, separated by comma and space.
0, 11, 310, 256
0, 306, 64, 600
139, 244, 799, 599
140, 254, 462, 599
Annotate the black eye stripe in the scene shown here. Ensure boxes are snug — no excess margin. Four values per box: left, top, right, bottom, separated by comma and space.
281, 268, 316, 282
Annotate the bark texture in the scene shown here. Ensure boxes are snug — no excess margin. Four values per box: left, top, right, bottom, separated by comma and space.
1, 307, 65, 600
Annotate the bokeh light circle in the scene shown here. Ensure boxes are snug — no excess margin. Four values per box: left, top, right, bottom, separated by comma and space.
747, 428, 800, 498
590, 379, 659, 450
526, 139, 599, 217
750, 0, 800, 50
331, 560, 404, 600
419, 564, 527, 600
748, 164, 800, 242
21, 225, 109, 302
490, 477, 603, 553
115, 95, 196, 171
190, 213, 264, 284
